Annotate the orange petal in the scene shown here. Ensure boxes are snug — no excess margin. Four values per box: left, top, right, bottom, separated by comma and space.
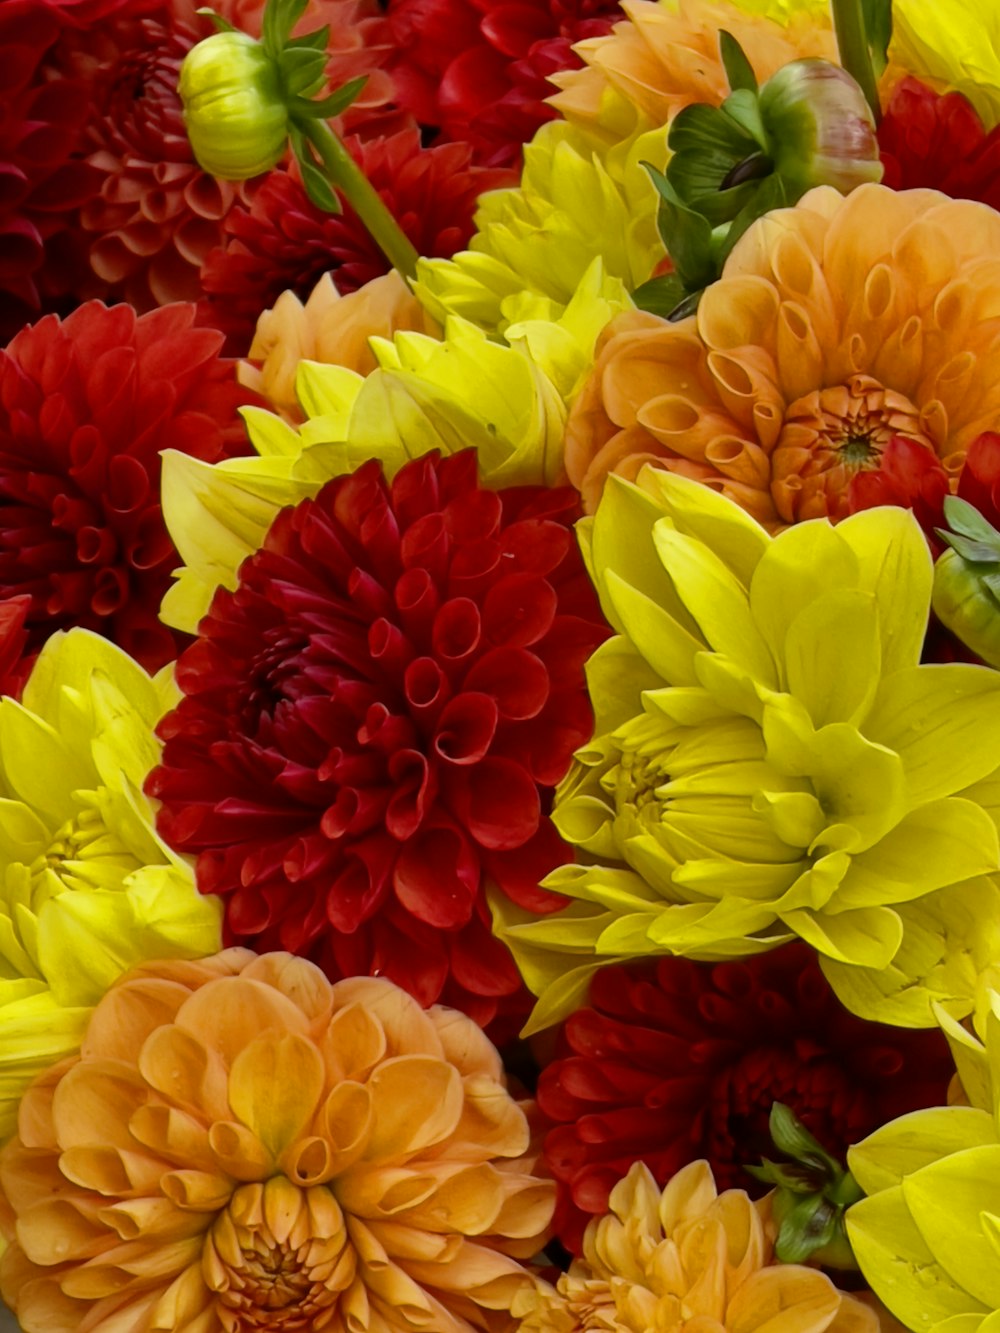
364, 1056, 463, 1159
227, 1031, 325, 1158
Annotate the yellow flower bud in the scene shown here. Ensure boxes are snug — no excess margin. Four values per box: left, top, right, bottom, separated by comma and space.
178, 31, 288, 180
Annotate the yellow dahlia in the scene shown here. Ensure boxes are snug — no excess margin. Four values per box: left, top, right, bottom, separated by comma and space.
514, 1159, 876, 1333
238, 271, 440, 422
565, 183, 1000, 520
0, 950, 554, 1333
494, 467, 1000, 1032
0, 630, 221, 1140
548, 0, 835, 146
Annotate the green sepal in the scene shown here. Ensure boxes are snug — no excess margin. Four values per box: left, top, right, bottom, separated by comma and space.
716, 172, 791, 263
861, 0, 893, 76
941, 495, 1000, 547
291, 75, 368, 121
746, 1158, 822, 1193
769, 1102, 841, 1174
289, 123, 342, 213
631, 273, 688, 320
644, 164, 717, 291
284, 25, 331, 50
774, 1192, 839, 1264
194, 7, 237, 32
722, 87, 769, 147
279, 44, 327, 97
262, 0, 308, 60
719, 30, 757, 93
667, 103, 759, 202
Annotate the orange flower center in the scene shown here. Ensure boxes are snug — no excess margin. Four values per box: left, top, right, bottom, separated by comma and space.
770, 374, 938, 524
205, 1180, 353, 1331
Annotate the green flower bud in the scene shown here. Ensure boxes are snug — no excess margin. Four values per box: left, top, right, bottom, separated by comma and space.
178, 31, 288, 180
933, 496, 1000, 668
759, 58, 883, 194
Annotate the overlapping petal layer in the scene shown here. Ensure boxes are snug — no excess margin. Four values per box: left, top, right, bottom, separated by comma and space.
495, 466, 1000, 1031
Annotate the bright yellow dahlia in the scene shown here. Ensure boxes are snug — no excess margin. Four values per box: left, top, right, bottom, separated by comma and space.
513, 1159, 876, 1333
0, 950, 554, 1333
0, 630, 221, 1140
238, 271, 440, 422
494, 467, 1000, 1033
547, 0, 835, 146
565, 184, 1000, 520
847, 989, 1000, 1333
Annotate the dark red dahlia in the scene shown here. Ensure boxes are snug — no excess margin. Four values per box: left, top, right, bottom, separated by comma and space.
537, 945, 954, 1252
378, 0, 622, 167
148, 451, 609, 1034
198, 131, 514, 354
879, 76, 1000, 206
0, 596, 34, 699
0, 300, 254, 672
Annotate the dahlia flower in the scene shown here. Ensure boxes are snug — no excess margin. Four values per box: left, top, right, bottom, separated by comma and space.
148, 452, 608, 1033
890, 0, 1000, 131
379, 0, 622, 168
0, 300, 252, 673
847, 989, 1000, 1333
0, 951, 555, 1332
238, 271, 440, 421
879, 78, 1000, 205
538, 944, 952, 1252
565, 184, 1000, 521
514, 1159, 876, 1333
199, 134, 512, 355
495, 466, 1000, 1032
0, 628, 221, 1141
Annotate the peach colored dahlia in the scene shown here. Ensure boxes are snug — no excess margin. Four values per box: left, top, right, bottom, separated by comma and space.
0, 950, 555, 1333
564, 183, 1000, 524
513, 1159, 877, 1333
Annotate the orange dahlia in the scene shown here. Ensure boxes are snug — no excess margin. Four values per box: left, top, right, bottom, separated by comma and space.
564, 183, 1000, 524
514, 1159, 877, 1333
0, 950, 555, 1333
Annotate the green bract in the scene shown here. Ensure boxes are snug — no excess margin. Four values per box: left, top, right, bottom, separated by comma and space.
493, 468, 1000, 1034
933, 495, 1000, 668
847, 992, 1000, 1333
179, 31, 288, 180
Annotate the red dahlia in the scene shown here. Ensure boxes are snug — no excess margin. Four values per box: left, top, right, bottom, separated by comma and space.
537, 945, 954, 1252
198, 131, 513, 354
0, 300, 253, 672
148, 451, 609, 1035
378, 0, 622, 166
879, 76, 1000, 206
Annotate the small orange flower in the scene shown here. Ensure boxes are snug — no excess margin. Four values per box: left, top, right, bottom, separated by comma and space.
0, 950, 554, 1333
564, 184, 1000, 524
514, 1160, 877, 1333
238, 271, 440, 421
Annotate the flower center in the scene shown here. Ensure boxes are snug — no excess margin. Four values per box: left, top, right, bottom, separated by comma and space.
771, 373, 938, 523
29, 800, 140, 900
206, 1180, 354, 1331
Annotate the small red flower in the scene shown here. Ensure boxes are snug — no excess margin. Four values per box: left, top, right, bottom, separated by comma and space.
147, 451, 610, 1036
537, 945, 954, 1253
879, 76, 1000, 207
0, 300, 253, 672
198, 131, 513, 354
378, 0, 622, 166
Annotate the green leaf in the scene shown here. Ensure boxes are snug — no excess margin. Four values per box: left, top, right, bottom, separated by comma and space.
300, 159, 341, 212
194, 7, 237, 31
943, 495, 1000, 544
279, 44, 326, 97
715, 172, 789, 265
861, 0, 892, 75
721, 87, 768, 146
631, 273, 686, 319
644, 164, 717, 290
719, 30, 757, 93
667, 103, 757, 202
262, 0, 308, 59
295, 75, 369, 120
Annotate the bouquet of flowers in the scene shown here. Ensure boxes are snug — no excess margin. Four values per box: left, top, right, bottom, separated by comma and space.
2, 0, 1000, 1328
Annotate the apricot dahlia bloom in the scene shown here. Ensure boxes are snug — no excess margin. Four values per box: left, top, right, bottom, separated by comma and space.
565, 184, 1000, 523
0, 950, 555, 1333
514, 1159, 876, 1333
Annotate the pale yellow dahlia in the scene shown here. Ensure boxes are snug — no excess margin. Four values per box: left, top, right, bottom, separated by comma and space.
0, 630, 221, 1140
0, 951, 555, 1332
494, 467, 1000, 1032
565, 184, 1000, 521
514, 1160, 876, 1333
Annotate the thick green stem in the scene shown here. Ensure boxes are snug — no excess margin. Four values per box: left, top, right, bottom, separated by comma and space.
300, 118, 419, 281
831, 0, 881, 123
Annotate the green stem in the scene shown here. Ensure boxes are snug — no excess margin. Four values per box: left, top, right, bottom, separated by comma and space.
830, 0, 881, 123
300, 118, 419, 282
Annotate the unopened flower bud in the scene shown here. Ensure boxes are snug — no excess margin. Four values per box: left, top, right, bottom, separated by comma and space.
760, 58, 883, 193
178, 31, 288, 180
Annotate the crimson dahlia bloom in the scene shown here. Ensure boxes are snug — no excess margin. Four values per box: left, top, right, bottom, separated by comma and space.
537, 945, 953, 1253
148, 452, 609, 1035
879, 76, 1000, 206
0, 300, 253, 671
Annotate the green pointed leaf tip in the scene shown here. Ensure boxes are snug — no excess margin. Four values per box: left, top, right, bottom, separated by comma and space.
861, 0, 892, 75
719, 30, 758, 93
942, 494, 1000, 543
195, 7, 237, 32
643, 164, 716, 290
769, 1103, 839, 1171
263, 0, 309, 58
295, 75, 369, 121
279, 44, 327, 97
299, 158, 342, 212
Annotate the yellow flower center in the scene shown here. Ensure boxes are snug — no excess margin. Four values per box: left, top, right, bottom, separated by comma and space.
205, 1179, 353, 1330
771, 373, 938, 523
30, 801, 141, 900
